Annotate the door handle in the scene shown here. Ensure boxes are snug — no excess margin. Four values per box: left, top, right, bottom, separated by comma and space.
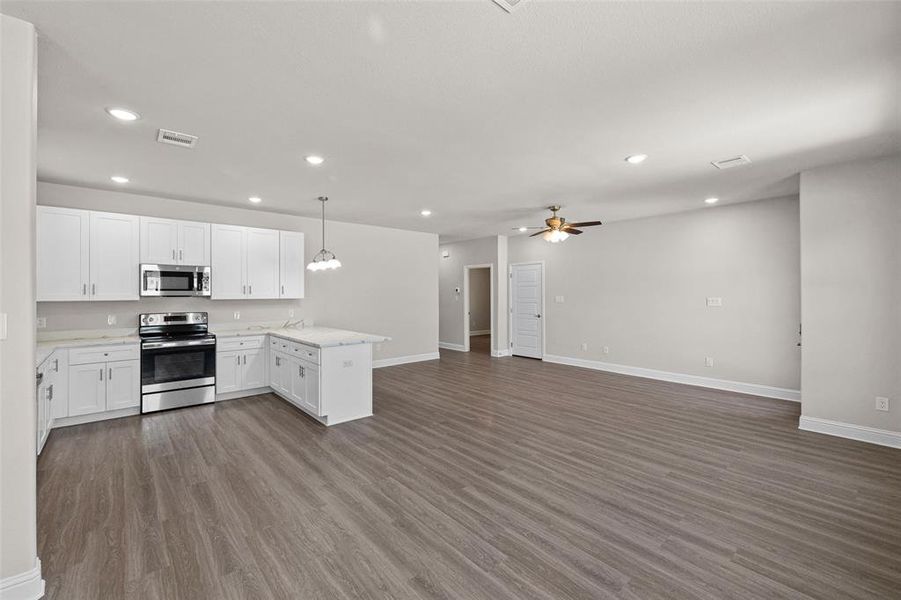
535, 314, 541, 318
109, 368, 113, 380
99, 368, 103, 381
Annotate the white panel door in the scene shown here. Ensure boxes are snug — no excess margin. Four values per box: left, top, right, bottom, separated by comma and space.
37, 206, 90, 301
211, 224, 246, 299
49, 351, 69, 420
511, 263, 544, 359
216, 351, 242, 394
245, 228, 280, 299
269, 349, 284, 395
90, 211, 140, 301
69, 362, 107, 416
242, 348, 267, 390
106, 360, 140, 410
178, 221, 211, 266
288, 356, 306, 408
140, 217, 179, 264
279, 231, 305, 298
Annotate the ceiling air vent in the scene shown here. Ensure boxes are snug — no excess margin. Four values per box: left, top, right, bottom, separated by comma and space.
711, 155, 752, 170
157, 129, 198, 149
492, 0, 526, 13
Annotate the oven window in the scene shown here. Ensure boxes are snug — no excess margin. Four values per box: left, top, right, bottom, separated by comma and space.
160, 274, 193, 291
142, 346, 215, 386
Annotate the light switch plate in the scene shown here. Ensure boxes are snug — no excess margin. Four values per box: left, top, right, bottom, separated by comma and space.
876, 397, 890, 412
233, 311, 241, 320
555, 295, 565, 303
706, 297, 723, 307
705, 357, 714, 367
288, 308, 295, 318
107, 315, 117, 326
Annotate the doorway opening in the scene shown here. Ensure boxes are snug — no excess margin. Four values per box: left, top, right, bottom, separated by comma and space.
463, 264, 494, 354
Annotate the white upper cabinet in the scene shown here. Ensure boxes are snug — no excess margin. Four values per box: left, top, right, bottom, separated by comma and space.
37, 206, 138, 302
37, 206, 90, 301
245, 228, 280, 299
211, 224, 246, 299
90, 211, 140, 301
141, 217, 210, 265
279, 231, 305, 299
179, 221, 211, 265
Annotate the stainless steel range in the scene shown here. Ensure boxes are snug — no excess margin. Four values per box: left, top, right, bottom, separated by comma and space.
140, 312, 216, 413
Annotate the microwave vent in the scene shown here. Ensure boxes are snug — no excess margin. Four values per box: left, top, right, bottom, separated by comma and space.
157, 129, 198, 149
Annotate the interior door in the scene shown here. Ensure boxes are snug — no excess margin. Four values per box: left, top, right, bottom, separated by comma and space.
68, 362, 107, 416
245, 228, 280, 299
179, 221, 210, 266
36, 206, 90, 301
211, 224, 246, 299
90, 211, 140, 301
140, 217, 178, 264
106, 360, 140, 410
279, 231, 305, 298
511, 263, 544, 359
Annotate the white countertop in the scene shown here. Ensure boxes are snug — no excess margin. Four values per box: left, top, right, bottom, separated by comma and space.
36, 335, 140, 367
212, 326, 390, 348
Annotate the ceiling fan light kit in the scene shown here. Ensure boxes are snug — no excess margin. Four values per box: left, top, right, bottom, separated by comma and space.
525, 205, 603, 243
307, 196, 342, 272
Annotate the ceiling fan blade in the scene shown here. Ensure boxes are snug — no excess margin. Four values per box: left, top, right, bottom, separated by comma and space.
529, 229, 551, 238
566, 221, 603, 228
565, 228, 583, 235
511, 226, 545, 230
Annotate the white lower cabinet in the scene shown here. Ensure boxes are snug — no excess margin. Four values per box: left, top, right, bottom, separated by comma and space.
270, 343, 322, 417
216, 337, 268, 396
36, 363, 52, 455
69, 359, 139, 416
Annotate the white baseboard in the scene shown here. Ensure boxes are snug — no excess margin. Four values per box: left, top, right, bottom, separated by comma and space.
799, 416, 901, 449
52, 407, 140, 429
469, 330, 491, 336
438, 342, 467, 352
491, 349, 511, 357
373, 352, 440, 368
0, 558, 44, 600
543, 354, 801, 402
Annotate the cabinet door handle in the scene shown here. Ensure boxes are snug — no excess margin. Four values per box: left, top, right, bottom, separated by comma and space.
53, 359, 59, 372
172, 249, 176, 260
298, 365, 302, 378
99, 368, 103, 381
281, 285, 285, 295
83, 283, 87, 296
248, 285, 252, 296
92, 283, 96, 296
48, 384, 54, 401
236, 355, 240, 365
109, 368, 113, 380
275, 356, 279, 367
242, 285, 246, 295
243, 354, 246, 365
179, 249, 183, 261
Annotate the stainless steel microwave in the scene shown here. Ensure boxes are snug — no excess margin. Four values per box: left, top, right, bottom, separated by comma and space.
140, 264, 211, 297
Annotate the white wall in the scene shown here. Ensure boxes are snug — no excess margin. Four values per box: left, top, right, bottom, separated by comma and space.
37, 182, 439, 362
0, 14, 43, 595
468, 267, 491, 333
800, 154, 901, 434
508, 196, 802, 391
438, 236, 497, 349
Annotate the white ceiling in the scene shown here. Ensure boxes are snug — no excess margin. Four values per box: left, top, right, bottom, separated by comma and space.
3, 1, 899, 242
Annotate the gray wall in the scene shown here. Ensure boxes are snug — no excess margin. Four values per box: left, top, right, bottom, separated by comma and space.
438, 236, 497, 348
37, 182, 439, 362
468, 267, 491, 333
508, 196, 802, 390
800, 154, 901, 432
1, 14, 40, 584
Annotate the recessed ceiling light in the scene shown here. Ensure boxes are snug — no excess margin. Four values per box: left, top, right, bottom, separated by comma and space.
420, 209, 432, 217
305, 155, 325, 166
249, 196, 262, 204
110, 175, 129, 183
518, 226, 528, 232
105, 107, 140, 121
625, 154, 648, 164
705, 197, 719, 205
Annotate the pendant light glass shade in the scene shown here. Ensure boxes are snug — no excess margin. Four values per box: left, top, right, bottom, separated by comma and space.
307, 196, 342, 271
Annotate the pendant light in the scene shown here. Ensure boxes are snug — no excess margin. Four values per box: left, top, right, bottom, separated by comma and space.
307, 196, 342, 271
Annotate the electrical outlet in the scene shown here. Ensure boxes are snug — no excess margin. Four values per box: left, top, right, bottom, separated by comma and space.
555, 296, 565, 304
705, 357, 714, 367
343, 360, 354, 368
288, 308, 295, 318
107, 315, 117, 326
580, 342, 587, 351
36, 317, 47, 329
233, 311, 241, 320
602, 346, 609, 355
876, 397, 890, 412
706, 297, 723, 307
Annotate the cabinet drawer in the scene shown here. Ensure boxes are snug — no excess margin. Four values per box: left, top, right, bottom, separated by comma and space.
69, 344, 139, 365
289, 343, 319, 365
217, 335, 265, 351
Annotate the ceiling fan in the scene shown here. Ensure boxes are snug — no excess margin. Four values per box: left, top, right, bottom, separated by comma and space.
515, 205, 603, 243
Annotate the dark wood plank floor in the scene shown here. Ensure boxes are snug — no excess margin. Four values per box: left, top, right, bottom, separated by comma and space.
38, 349, 901, 599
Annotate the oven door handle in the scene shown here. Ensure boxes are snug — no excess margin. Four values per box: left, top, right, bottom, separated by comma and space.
142, 339, 216, 349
